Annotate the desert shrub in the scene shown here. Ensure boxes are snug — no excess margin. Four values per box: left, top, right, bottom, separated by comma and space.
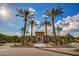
0, 33, 20, 43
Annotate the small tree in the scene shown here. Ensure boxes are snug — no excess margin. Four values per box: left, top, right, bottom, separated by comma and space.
64, 33, 74, 43
56, 26, 60, 44
29, 19, 37, 36
41, 18, 51, 36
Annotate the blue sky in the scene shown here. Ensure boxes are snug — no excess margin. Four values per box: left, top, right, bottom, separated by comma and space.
0, 3, 79, 36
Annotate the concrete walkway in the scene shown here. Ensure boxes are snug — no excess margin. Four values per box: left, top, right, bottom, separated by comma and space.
33, 43, 47, 47
37, 48, 79, 56
0, 47, 70, 56
0, 43, 79, 56
0, 46, 79, 56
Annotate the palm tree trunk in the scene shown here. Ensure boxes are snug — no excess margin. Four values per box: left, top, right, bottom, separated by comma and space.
31, 25, 33, 36
57, 30, 60, 45
30, 25, 33, 44
22, 19, 27, 45
52, 18, 57, 45
23, 20, 26, 37
45, 25, 47, 36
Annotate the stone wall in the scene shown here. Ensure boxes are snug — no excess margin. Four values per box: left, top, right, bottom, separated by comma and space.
24, 36, 57, 43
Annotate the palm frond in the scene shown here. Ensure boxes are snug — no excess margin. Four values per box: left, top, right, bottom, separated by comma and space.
44, 10, 51, 16
16, 14, 23, 17
54, 7, 64, 16
41, 19, 51, 26
16, 9, 24, 16
24, 10, 29, 16
45, 6, 64, 18
29, 19, 37, 26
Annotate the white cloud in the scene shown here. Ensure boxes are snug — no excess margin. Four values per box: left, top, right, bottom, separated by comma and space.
43, 14, 48, 18
56, 13, 79, 37
73, 32, 79, 37
39, 26, 45, 32
17, 13, 79, 37
35, 19, 40, 25
28, 7, 36, 15
29, 7, 36, 12
0, 32, 21, 36
55, 20, 64, 28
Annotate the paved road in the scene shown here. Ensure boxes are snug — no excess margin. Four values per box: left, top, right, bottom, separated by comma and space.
0, 46, 70, 56
0, 43, 78, 56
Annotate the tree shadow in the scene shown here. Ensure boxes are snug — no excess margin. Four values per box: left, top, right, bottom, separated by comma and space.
35, 47, 79, 56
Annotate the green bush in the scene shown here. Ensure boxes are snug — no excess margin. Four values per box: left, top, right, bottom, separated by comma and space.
63, 33, 74, 43
0, 33, 20, 43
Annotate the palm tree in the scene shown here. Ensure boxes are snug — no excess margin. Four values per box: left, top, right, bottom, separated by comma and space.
28, 19, 37, 36
44, 7, 63, 44
16, 8, 34, 45
56, 26, 60, 36
41, 18, 51, 36
26, 31, 29, 36
19, 27, 24, 37
56, 26, 61, 44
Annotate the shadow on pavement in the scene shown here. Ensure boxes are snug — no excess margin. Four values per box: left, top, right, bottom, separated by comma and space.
34, 47, 79, 56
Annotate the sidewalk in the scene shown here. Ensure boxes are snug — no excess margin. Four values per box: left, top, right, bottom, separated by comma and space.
37, 48, 79, 56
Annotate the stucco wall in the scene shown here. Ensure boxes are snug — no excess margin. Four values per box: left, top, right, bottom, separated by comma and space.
24, 36, 56, 43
